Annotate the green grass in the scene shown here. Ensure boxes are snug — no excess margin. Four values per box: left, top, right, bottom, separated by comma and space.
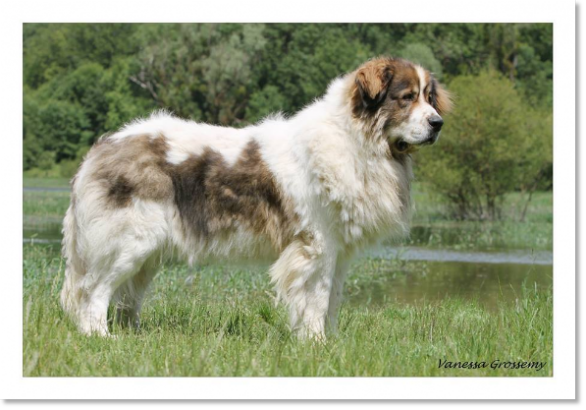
22, 177, 71, 189
24, 244, 553, 377
23, 190, 70, 218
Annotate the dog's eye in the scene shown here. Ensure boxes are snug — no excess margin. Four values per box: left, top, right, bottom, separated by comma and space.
428, 93, 434, 102
402, 93, 415, 101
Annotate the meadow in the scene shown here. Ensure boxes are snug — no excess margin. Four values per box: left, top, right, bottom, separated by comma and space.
23, 244, 552, 377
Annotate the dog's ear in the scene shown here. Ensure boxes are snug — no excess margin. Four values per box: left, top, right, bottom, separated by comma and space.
354, 58, 393, 111
431, 79, 453, 116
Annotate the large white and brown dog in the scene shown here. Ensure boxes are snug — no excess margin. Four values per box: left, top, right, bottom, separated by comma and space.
60, 57, 452, 338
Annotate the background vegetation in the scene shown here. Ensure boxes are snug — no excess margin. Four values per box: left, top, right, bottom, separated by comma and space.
23, 23, 552, 220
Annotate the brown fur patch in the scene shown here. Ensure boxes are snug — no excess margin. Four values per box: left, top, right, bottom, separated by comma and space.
86, 134, 297, 251
88, 135, 173, 208
382, 60, 421, 125
107, 175, 134, 207
170, 139, 297, 250
352, 57, 394, 114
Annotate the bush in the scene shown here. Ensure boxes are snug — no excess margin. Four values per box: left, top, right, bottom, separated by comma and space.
23, 96, 92, 169
58, 159, 81, 178
416, 71, 552, 221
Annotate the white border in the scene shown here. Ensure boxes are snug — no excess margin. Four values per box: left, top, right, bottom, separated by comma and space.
0, 0, 575, 400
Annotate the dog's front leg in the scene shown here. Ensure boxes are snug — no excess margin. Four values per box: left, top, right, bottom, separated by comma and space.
269, 233, 337, 341
293, 252, 337, 340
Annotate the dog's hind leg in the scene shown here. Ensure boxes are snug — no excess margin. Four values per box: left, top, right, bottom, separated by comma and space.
76, 246, 155, 337
72, 208, 166, 337
113, 257, 159, 330
60, 202, 87, 327
326, 257, 350, 335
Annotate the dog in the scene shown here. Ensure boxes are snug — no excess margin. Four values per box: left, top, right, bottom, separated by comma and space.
60, 57, 452, 338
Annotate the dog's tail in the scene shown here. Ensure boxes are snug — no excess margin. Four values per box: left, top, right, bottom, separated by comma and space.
60, 179, 85, 322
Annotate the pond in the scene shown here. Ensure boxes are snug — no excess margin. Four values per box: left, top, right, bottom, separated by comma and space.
347, 259, 551, 310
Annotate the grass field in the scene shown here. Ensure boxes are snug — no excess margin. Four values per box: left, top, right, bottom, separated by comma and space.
23, 244, 552, 377
22, 177, 71, 188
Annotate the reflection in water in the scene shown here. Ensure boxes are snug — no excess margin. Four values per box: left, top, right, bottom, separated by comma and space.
368, 246, 552, 265
23, 224, 63, 242
347, 261, 552, 310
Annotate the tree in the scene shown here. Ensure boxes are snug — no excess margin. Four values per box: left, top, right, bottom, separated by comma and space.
128, 24, 268, 125
201, 24, 267, 124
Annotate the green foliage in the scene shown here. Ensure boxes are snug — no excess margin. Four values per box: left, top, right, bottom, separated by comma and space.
416, 71, 552, 220
245, 86, 287, 123
23, 23, 553, 206
268, 26, 370, 111
24, 96, 91, 165
23, 24, 139, 88
515, 43, 553, 107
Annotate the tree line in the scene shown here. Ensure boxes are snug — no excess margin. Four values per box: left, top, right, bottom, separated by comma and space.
23, 23, 552, 220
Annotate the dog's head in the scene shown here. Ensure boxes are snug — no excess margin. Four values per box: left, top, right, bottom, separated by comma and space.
351, 57, 452, 152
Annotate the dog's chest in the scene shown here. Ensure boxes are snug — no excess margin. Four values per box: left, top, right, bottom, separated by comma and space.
325, 154, 413, 246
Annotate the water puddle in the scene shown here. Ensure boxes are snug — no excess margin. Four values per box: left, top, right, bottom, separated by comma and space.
23, 225, 63, 244
347, 260, 551, 310
368, 246, 552, 265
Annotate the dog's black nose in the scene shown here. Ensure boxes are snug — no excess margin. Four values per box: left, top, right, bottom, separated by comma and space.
428, 115, 444, 131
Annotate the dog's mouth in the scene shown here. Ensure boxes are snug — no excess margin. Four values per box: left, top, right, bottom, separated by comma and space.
393, 139, 419, 154
394, 134, 439, 154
